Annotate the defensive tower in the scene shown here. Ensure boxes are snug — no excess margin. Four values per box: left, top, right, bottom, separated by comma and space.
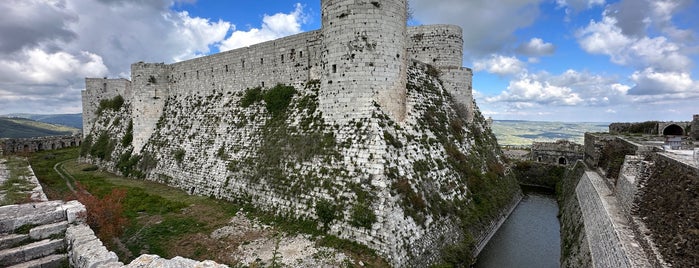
320, 0, 409, 123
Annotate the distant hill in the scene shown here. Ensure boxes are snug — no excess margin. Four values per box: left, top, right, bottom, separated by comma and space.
3, 113, 82, 129
0, 117, 79, 138
491, 120, 609, 146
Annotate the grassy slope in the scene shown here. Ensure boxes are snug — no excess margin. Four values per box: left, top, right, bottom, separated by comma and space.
0, 117, 78, 138
29, 148, 387, 266
4, 113, 83, 129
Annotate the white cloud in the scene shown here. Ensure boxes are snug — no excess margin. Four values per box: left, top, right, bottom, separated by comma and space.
629, 68, 697, 95
410, 0, 543, 58
220, 3, 306, 51
0, 0, 308, 114
516, 38, 556, 56
486, 73, 583, 106
473, 55, 527, 76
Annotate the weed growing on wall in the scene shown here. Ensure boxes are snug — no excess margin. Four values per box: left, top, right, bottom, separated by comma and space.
96, 95, 125, 116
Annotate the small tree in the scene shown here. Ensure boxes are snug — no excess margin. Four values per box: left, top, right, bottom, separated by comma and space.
74, 182, 127, 242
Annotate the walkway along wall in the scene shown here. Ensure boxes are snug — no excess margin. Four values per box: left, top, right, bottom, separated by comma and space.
561, 134, 698, 267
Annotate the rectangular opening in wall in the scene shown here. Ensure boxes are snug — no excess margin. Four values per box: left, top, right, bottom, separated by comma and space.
225, 65, 228, 72
281, 54, 284, 62
261, 58, 264, 65
242, 59, 245, 68
196, 70, 199, 79
261, 82, 265, 87
300, 51, 303, 57
332, 64, 337, 73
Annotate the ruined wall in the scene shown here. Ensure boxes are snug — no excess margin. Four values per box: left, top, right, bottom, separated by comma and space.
531, 140, 583, 166
1, 135, 82, 155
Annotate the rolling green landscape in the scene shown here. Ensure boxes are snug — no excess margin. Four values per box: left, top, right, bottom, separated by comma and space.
0, 117, 79, 138
491, 120, 609, 146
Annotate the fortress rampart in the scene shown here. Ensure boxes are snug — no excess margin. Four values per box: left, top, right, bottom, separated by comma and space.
82, 1, 474, 153
79, 1, 504, 266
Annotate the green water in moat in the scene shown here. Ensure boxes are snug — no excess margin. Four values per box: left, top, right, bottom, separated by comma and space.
474, 190, 560, 268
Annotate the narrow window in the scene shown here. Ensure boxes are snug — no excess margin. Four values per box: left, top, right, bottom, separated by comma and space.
281, 54, 284, 62
300, 51, 303, 57
261, 58, 264, 65
242, 59, 245, 68
196, 70, 199, 79
225, 65, 228, 72
261, 82, 265, 87
332, 64, 337, 73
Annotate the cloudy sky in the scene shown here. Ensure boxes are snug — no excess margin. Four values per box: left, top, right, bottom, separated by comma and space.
0, 0, 697, 122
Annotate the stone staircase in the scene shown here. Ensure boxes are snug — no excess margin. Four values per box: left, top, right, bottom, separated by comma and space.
0, 200, 84, 268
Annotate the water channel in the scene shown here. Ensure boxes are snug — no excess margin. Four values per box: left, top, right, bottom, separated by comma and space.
474, 187, 560, 268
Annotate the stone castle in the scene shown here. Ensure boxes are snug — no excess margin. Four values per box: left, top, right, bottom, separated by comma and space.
82, 1, 518, 266
83, 0, 473, 153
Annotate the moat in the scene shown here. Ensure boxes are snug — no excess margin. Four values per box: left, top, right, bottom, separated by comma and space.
475, 187, 560, 268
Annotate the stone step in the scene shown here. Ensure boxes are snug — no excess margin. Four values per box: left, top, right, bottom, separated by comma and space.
29, 221, 68, 240
7, 253, 67, 268
0, 233, 29, 251
0, 201, 67, 233
0, 239, 65, 267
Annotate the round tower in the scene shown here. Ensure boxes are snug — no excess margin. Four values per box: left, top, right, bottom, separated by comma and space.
320, 0, 408, 123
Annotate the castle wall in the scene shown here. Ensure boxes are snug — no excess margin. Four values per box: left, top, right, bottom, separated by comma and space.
407, 25, 463, 69
130, 62, 170, 153
407, 25, 473, 122
82, 78, 131, 136
320, 0, 408, 123
168, 31, 323, 96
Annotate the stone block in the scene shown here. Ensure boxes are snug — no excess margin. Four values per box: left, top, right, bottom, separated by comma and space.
29, 221, 68, 240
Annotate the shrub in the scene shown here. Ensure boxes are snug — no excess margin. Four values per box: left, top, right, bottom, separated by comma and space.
315, 199, 338, 229
74, 182, 127, 242
121, 120, 133, 147
96, 95, 125, 115
173, 149, 185, 163
240, 87, 263, 107
263, 84, 296, 117
350, 203, 376, 229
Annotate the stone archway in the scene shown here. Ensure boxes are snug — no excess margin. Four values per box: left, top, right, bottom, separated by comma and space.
663, 124, 684, 136
559, 157, 567, 165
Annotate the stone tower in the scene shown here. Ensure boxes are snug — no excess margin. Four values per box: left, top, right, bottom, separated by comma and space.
319, 0, 408, 123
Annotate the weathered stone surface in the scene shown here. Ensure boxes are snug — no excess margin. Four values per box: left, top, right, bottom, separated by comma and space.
0, 239, 64, 267
0, 233, 29, 251
29, 221, 68, 240
6, 253, 67, 268
0, 201, 66, 233
0, 135, 82, 155
125, 254, 228, 268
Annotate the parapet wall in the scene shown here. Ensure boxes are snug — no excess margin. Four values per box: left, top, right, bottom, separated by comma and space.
1, 135, 82, 155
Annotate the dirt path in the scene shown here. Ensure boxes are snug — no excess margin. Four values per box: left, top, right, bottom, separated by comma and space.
53, 160, 76, 193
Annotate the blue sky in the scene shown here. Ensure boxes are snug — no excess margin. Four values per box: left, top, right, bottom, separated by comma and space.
0, 0, 697, 122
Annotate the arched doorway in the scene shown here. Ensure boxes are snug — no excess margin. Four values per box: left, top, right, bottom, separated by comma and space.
559, 157, 567, 165
663, 124, 684, 136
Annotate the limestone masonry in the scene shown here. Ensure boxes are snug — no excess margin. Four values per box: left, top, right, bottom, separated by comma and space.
81, 0, 518, 266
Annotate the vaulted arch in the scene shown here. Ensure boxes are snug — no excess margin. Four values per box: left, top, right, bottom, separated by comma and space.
662, 124, 684, 136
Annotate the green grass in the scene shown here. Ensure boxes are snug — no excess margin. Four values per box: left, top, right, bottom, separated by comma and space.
1, 156, 36, 205
30, 148, 388, 266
